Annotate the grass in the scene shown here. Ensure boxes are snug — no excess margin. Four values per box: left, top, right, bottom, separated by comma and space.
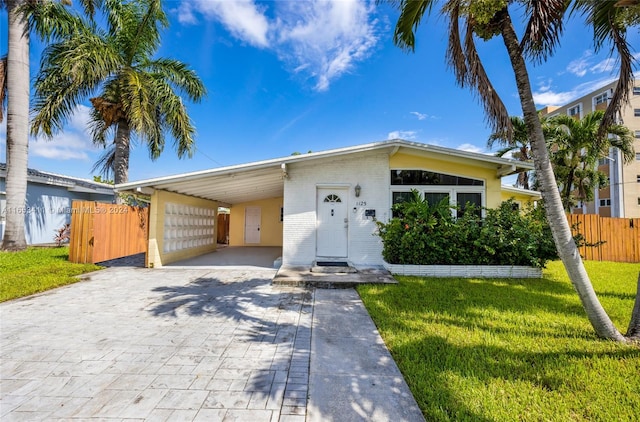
0, 247, 102, 302
357, 260, 640, 422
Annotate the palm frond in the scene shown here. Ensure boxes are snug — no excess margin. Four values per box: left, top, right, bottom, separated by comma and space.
463, 17, 511, 140
572, 0, 637, 135
521, 0, 568, 62
443, 0, 467, 86
144, 58, 206, 101
19, 0, 86, 41
391, 0, 435, 51
91, 141, 116, 179
31, 29, 122, 137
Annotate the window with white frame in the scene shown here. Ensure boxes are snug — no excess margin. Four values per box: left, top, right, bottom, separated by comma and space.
598, 157, 608, 166
636, 152, 640, 161
635, 109, 640, 117
599, 198, 611, 207
390, 170, 484, 218
568, 105, 581, 118
634, 86, 640, 95
635, 130, 640, 139
594, 92, 608, 105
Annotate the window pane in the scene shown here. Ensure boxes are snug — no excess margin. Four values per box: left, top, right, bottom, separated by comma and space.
456, 192, 482, 218
424, 192, 449, 206
391, 170, 483, 186
392, 191, 414, 205
392, 192, 415, 218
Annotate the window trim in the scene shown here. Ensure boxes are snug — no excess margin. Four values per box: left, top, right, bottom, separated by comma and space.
593, 92, 608, 105
568, 103, 582, 118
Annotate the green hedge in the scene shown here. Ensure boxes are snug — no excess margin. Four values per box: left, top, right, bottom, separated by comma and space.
376, 191, 558, 267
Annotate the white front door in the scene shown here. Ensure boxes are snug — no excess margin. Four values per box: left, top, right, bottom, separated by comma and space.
316, 188, 348, 257
244, 206, 261, 244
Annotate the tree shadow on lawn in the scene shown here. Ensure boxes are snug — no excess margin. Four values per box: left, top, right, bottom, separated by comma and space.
393, 334, 640, 421
359, 275, 640, 420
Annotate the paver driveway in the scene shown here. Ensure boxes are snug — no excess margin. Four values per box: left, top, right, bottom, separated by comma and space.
0, 267, 312, 421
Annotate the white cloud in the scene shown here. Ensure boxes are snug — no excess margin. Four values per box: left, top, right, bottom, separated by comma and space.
567, 51, 593, 77
532, 76, 622, 106
187, 0, 269, 47
387, 130, 416, 140
457, 143, 484, 154
532, 89, 577, 106
181, 0, 380, 91
565, 50, 635, 79
29, 105, 97, 161
30, 133, 92, 161
176, 2, 197, 25
410, 111, 427, 120
275, 0, 379, 91
591, 57, 616, 74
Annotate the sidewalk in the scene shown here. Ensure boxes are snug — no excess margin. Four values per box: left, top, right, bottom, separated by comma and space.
308, 289, 424, 422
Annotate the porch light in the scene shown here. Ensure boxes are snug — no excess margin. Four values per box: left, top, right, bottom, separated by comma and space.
355, 184, 361, 197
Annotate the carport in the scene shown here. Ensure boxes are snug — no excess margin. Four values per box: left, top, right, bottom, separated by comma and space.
116, 157, 289, 268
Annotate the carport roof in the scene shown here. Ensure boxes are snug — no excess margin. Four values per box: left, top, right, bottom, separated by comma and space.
116, 139, 534, 206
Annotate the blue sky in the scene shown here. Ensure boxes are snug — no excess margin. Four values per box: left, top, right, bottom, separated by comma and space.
1, 1, 638, 183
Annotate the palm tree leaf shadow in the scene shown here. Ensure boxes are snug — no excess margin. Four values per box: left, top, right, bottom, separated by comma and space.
147, 274, 311, 348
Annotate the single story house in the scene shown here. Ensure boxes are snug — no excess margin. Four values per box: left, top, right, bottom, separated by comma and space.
0, 164, 115, 245
116, 139, 538, 268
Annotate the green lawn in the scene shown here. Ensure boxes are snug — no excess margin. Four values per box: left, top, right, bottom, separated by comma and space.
0, 247, 102, 302
357, 260, 640, 422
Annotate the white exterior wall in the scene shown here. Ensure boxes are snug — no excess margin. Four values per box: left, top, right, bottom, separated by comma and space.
282, 151, 390, 266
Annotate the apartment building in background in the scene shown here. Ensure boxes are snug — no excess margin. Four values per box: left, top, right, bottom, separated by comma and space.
540, 80, 640, 218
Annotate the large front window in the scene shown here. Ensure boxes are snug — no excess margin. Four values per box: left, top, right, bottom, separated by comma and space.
391, 170, 484, 218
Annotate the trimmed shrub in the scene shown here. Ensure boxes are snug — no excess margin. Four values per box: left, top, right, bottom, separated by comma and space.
376, 191, 557, 267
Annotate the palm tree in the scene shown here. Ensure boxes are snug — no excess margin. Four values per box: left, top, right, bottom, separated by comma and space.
546, 111, 635, 211
2, 0, 31, 251
391, 1, 638, 341
30, 0, 206, 200
487, 116, 534, 190
1, 0, 99, 251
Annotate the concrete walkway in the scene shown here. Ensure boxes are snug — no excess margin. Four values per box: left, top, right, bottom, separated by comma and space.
0, 266, 423, 421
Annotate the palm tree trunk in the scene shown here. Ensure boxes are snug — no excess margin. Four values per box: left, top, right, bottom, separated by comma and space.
2, 0, 29, 251
563, 167, 576, 211
113, 121, 131, 205
627, 273, 640, 341
497, 9, 625, 342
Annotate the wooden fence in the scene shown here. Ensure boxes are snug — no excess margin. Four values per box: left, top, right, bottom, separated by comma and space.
69, 201, 149, 264
567, 214, 640, 263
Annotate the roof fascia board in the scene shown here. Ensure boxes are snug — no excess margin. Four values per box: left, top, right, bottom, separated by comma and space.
501, 186, 542, 197
67, 186, 115, 195
117, 139, 532, 190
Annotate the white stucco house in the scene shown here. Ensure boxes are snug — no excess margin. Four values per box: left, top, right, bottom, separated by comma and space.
116, 139, 539, 268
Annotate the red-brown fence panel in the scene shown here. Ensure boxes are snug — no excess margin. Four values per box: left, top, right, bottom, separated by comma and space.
568, 214, 640, 263
69, 200, 149, 264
